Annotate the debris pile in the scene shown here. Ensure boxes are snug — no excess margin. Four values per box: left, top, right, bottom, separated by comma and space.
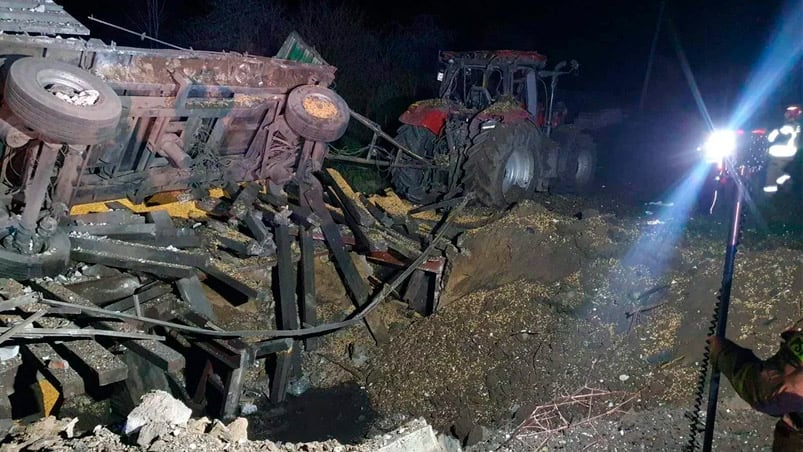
1, 390, 453, 452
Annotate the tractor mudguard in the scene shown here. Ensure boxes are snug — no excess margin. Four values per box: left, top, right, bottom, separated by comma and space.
399, 100, 450, 135
475, 102, 531, 125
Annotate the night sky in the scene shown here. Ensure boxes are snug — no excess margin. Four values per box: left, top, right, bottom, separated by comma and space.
58, 0, 794, 118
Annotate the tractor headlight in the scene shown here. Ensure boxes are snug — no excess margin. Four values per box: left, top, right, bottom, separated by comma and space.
701, 130, 737, 164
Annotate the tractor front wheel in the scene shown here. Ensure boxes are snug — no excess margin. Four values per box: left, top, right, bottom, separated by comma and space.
552, 126, 597, 193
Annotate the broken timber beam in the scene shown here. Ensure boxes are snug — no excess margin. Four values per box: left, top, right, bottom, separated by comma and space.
299, 226, 318, 350
269, 216, 299, 403
176, 276, 217, 322
70, 236, 206, 278
303, 178, 389, 345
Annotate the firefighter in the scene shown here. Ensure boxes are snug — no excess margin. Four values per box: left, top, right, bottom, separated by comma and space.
763, 105, 801, 194
708, 321, 803, 451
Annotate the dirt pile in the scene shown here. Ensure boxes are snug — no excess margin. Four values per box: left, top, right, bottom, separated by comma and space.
356, 198, 803, 450
0, 395, 449, 452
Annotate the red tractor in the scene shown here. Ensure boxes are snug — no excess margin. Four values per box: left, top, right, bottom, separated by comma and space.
390, 50, 596, 208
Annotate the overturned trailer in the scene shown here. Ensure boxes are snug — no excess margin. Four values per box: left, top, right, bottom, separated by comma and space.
0, 12, 349, 278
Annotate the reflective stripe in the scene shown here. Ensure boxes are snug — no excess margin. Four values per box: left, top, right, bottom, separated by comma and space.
769, 144, 798, 157
764, 185, 779, 193
777, 174, 792, 185
769, 129, 780, 142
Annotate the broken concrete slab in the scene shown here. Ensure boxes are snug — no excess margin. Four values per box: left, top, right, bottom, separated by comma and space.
124, 390, 192, 436
375, 419, 447, 452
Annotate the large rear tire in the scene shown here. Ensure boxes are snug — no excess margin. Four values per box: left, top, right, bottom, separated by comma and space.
463, 124, 538, 208
5, 57, 122, 145
552, 126, 597, 192
390, 125, 441, 204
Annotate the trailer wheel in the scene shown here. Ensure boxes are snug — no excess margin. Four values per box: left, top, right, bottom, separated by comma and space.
390, 125, 443, 204
5, 57, 122, 145
464, 124, 537, 208
552, 126, 597, 192
0, 229, 70, 280
285, 85, 350, 142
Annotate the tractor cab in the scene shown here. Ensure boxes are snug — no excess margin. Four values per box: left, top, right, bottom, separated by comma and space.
437, 50, 547, 118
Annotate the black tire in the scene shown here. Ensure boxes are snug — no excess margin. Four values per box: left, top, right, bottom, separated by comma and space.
463, 123, 538, 208
5, 57, 122, 145
0, 229, 70, 280
390, 125, 441, 204
552, 126, 597, 192
285, 85, 350, 142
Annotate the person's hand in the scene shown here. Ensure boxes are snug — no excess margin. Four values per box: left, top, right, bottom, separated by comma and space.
707, 335, 725, 357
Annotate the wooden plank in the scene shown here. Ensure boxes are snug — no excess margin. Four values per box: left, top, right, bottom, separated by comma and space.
274, 220, 299, 330
303, 180, 389, 344
200, 262, 260, 299
20, 342, 85, 397
300, 227, 318, 350
176, 276, 217, 321
70, 235, 209, 267
32, 313, 128, 387
70, 249, 197, 279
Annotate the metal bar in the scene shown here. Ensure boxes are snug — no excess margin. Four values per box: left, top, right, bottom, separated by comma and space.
0, 327, 162, 340
408, 196, 467, 215
86, 15, 189, 50
349, 110, 430, 163
701, 176, 746, 452
0, 309, 47, 345
20, 143, 59, 233
325, 154, 436, 169
103, 283, 172, 312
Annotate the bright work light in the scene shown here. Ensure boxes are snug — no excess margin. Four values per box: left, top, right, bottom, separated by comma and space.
702, 130, 737, 164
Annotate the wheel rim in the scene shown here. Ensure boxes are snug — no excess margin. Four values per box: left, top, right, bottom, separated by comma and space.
37, 69, 96, 99
502, 147, 534, 193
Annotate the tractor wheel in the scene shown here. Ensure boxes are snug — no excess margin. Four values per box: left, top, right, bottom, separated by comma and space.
5, 57, 122, 145
552, 126, 597, 192
0, 229, 70, 280
463, 124, 537, 208
285, 85, 350, 142
390, 125, 441, 204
